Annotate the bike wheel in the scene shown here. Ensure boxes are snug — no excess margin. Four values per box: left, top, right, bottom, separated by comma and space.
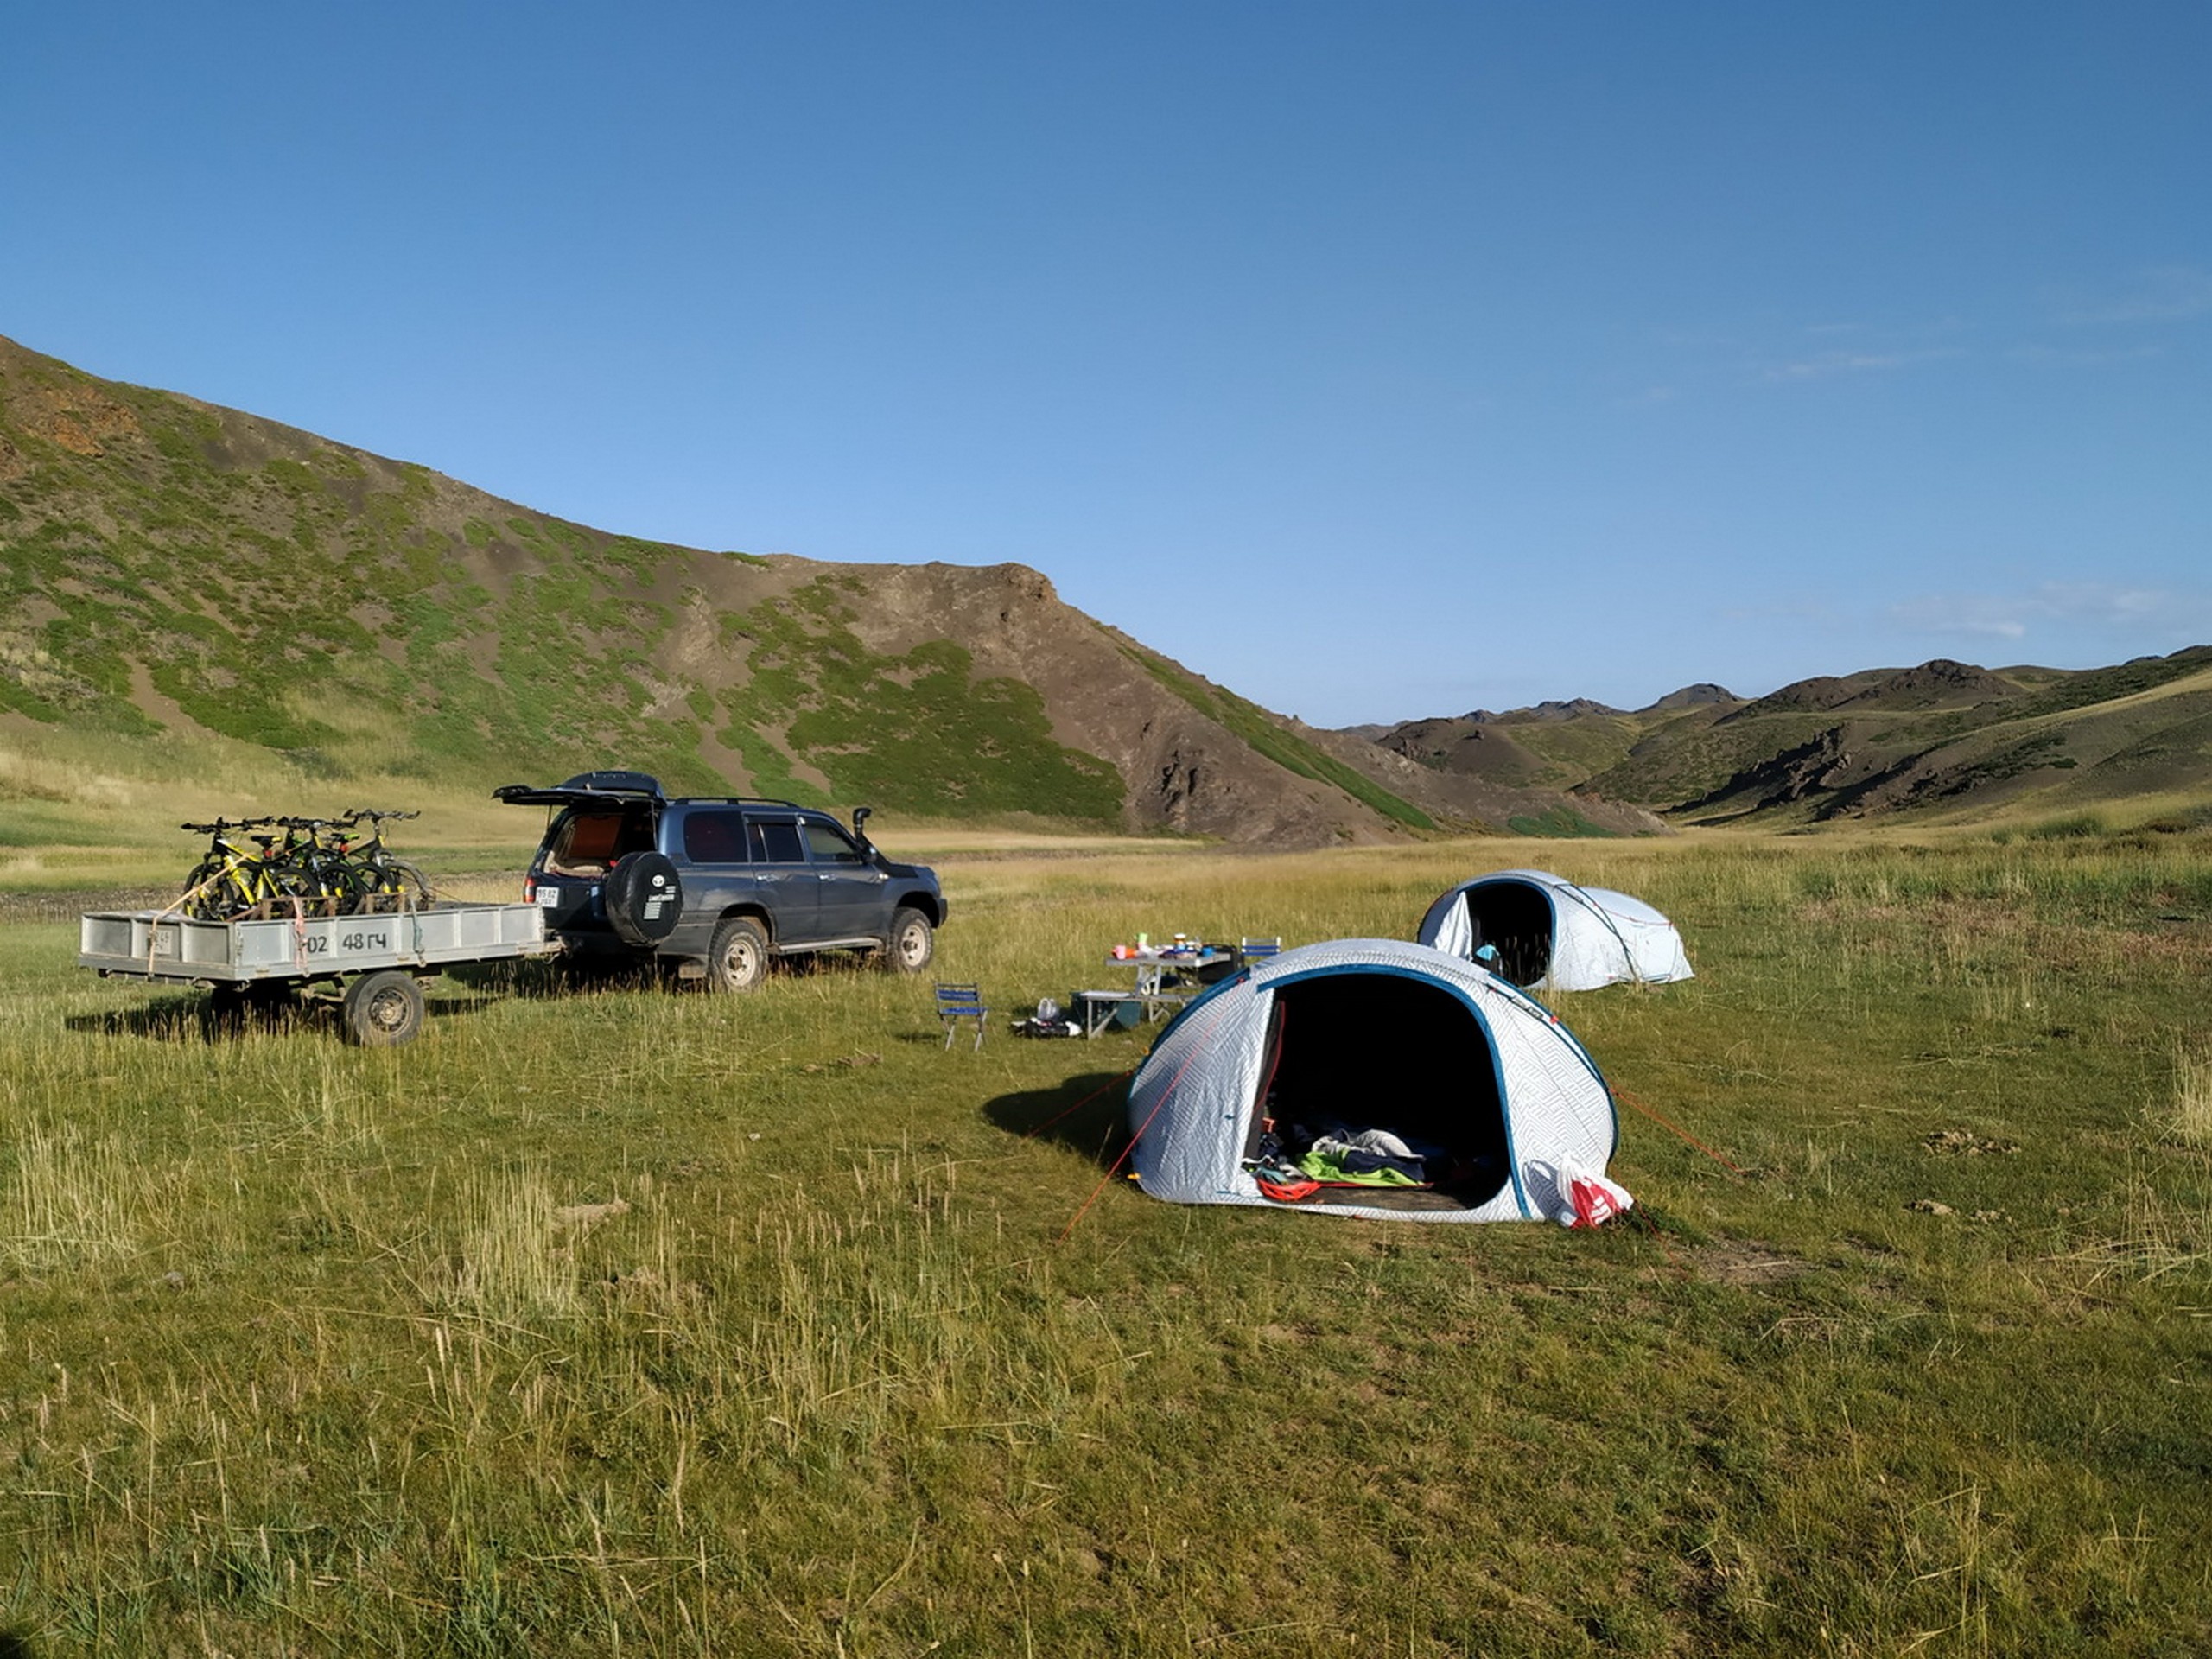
179, 861, 227, 920
311, 856, 369, 917
372, 859, 434, 911
332, 867, 377, 916
208, 868, 267, 921
264, 865, 322, 918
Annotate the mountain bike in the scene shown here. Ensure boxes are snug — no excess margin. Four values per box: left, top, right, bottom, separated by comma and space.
273, 817, 373, 916
342, 809, 434, 912
177, 820, 289, 920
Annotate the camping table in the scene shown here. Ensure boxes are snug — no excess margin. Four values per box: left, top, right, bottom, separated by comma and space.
1101, 945, 1235, 1021
1072, 989, 1146, 1038
1069, 945, 1237, 1039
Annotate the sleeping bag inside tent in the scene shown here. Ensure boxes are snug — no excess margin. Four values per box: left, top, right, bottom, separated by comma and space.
1125, 939, 1618, 1223
1416, 869, 1694, 991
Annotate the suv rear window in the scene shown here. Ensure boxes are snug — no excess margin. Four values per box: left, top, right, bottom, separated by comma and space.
682, 810, 750, 864
548, 809, 654, 875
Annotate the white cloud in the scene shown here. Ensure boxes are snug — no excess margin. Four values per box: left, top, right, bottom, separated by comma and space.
1891, 582, 2206, 641
2005, 341, 2164, 368
2058, 266, 2212, 327
1764, 346, 1962, 382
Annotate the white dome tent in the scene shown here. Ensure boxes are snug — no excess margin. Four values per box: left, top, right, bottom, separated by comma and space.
1126, 939, 1618, 1223
1417, 870, 1694, 992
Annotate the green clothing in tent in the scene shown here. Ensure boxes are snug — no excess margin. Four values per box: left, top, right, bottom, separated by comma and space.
1296, 1148, 1423, 1187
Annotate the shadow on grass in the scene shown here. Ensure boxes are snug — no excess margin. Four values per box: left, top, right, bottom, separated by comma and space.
895, 1028, 967, 1047
983, 1071, 1135, 1170
66, 993, 214, 1042
449, 957, 660, 997
66, 988, 501, 1045
452, 952, 895, 1000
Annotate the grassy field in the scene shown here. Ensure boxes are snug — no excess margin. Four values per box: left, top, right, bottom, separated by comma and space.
0, 830, 2208, 1655
0, 717, 1189, 907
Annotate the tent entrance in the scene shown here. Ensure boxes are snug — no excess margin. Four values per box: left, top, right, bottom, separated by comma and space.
1257, 972, 1510, 1211
1464, 880, 1555, 988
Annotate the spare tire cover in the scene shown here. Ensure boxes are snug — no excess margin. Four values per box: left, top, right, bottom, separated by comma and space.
604, 851, 683, 946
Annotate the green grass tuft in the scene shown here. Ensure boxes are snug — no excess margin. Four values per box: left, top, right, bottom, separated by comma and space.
2024, 811, 2107, 841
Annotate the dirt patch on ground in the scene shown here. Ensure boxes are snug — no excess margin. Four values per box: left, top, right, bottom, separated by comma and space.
1686, 1241, 1810, 1285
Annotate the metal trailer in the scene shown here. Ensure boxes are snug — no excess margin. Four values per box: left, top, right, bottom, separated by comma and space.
78, 903, 560, 1046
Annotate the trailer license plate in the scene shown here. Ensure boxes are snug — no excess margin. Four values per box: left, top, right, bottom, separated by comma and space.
537, 887, 560, 907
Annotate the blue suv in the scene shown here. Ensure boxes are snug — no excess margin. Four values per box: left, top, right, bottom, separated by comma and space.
495, 771, 946, 991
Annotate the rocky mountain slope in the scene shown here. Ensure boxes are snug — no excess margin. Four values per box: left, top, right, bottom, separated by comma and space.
0, 334, 1668, 845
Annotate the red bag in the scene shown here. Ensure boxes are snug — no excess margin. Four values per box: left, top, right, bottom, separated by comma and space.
1567, 1175, 1625, 1227
1553, 1160, 1634, 1228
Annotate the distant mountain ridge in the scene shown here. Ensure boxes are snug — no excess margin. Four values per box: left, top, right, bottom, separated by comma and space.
0, 334, 1662, 845
1366, 651, 2212, 827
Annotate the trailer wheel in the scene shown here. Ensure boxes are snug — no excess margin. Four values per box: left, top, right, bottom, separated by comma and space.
343, 969, 425, 1046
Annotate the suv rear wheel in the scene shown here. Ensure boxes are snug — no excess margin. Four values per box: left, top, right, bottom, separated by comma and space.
709, 916, 769, 994
885, 906, 935, 975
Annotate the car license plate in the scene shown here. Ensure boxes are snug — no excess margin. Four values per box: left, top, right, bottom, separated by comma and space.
537, 887, 561, 908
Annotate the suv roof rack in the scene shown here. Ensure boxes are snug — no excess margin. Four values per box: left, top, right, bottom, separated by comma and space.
492, 777, 816, 812
665, 796, 804, 809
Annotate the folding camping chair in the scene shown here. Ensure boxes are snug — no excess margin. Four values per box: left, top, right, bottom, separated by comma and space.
934, 982, 989, 1050
1238, 936, 1283, 964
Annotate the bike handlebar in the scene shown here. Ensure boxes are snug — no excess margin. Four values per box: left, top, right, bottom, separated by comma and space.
184, 809, 416, 836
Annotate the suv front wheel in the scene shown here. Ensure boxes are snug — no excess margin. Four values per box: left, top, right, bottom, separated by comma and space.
885, 907, 935, 975
709, 916, 770, 993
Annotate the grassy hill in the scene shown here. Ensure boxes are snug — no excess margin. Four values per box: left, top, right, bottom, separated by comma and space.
2, 334, 1498, 864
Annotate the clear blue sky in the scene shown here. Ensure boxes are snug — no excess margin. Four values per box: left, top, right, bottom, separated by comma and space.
5, 2, 2207, 726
